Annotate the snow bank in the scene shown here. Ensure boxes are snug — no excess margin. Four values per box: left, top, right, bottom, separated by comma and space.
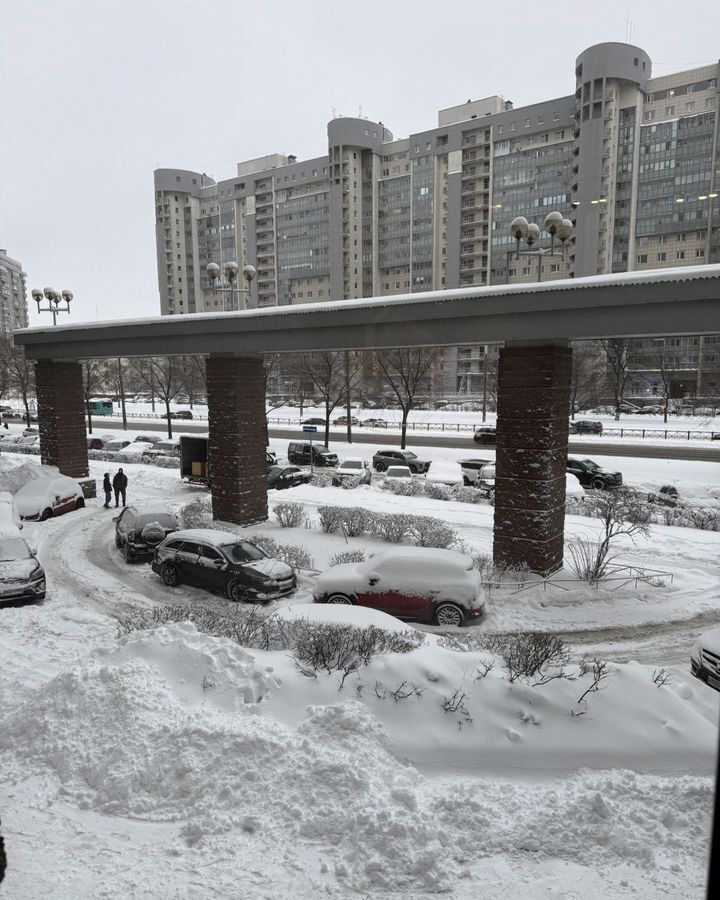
1, 622, 716, 895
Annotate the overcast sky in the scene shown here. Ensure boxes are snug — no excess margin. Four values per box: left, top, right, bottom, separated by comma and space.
2, 0, 718, 326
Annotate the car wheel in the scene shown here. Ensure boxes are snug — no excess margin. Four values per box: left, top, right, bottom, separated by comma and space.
41, 507, 53, 521
591, 477, 605, 490
434, 602, 464, 627
125, 547, 135, 563
75, 497, 85, 509
463, 476, 471, 486
115, 533, 122, 548
161, 562, 179, 587
227, 580, 249, 603
374, 462, 386, 472
326, 593, 354, 605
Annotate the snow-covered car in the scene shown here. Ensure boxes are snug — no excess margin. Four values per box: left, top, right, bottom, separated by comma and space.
0, 492, 22, 531
565, 472, 585, 498
383, 465, 414, 486
332, 457, 372, 487
476, 463, 496, 495
690, 628, 720, 692
0, 433, 24, 446
425, 459, 464, 486
114, 505, 179, 562
459, 458, 492, 485
104, 439, 132, 453
313, 547, 485, 627
0, 534, 46, 604
15, 474, 85, 521
361, 418, 387, 428
151, 528, 297, 602
133, 434, 162, 444
142, 440, 181, 459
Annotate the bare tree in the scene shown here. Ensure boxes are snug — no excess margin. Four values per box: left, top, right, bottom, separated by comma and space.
600, 339, 629, 421
301, 351, 363, 446
373, 348, 436, 449
283, 354, 316, 417
0, 341, 35, 427
569, 342, 604, 418
650, 345, 683, 424
130, 358, 186, 438
81, 360, 104, 434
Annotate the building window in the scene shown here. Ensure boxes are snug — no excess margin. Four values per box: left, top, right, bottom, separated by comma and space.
637, 254, 647, 264
657, 252, 667, 262
524, 119, 531, 127
696, 248, 705, 258
665, 106, 675, 116
676, 250, 685, 260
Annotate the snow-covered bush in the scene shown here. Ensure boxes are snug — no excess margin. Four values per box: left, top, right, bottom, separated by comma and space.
273, 502, 307, 528
449, 484, 485, 504
251, 534, 314, 570
470, 552, 492, 577
339, 506, 373, 537
317, 505, 344, 533
471, 632, 572, 684
293, 622, 424, 676
406, 515, 458, 549
308, 472, 333, 488
338, 474, 363, 490
382, 478, 425, 497
329, 550, 367, 567
684, 507, 720, 531
423, 482, 452, 501
180, 496, 214, 530
370, 512, 413, 544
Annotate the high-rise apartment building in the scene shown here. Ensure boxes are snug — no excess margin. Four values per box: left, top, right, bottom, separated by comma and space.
0, 249, 29, 334
154, 42, 720, 394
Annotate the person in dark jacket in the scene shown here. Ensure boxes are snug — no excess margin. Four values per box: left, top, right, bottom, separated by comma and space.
103, 473, 112, 508
112, 468, 128, 508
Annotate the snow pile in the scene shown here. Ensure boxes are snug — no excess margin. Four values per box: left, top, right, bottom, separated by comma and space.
0, 459, 58, 494
1, 620, 717, 895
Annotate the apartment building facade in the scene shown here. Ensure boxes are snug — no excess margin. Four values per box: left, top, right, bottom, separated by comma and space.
154, 41, 720, 395
0, 249, 29, 335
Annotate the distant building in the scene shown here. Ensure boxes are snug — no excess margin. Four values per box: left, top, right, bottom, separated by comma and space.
154, 41, 719, 395
0, 249, 29, 334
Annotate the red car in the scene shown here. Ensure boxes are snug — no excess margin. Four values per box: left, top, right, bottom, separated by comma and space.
15, 475, 85, 521
313, 547, 485, 627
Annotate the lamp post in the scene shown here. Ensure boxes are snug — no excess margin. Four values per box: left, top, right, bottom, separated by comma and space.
31, 287, 73, 325
506, 212, 574, 283
206, 262, 257, 311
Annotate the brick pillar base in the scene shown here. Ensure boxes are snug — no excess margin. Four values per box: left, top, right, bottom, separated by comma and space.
207, 355, 268, 527
492, 345, 572, 576
35, 360, 89, 478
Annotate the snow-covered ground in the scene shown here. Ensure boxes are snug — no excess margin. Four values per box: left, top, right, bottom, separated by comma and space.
0, 450, 718, 899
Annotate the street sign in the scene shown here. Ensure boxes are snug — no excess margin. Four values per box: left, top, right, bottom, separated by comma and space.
302, 425, 318, 433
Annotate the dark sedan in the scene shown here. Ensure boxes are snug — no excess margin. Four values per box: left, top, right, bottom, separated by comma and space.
567, 457, 622, 489
473, 427, 496, 445
267, 465, 311, 490
302, 418, 325, 426
574, 420, 603, 435
372, 449, 430, 474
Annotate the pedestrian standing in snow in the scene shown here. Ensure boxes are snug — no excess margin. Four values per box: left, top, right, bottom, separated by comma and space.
103, 473, 112, 508
2, 421, 7, 430
113, 468, 128, 508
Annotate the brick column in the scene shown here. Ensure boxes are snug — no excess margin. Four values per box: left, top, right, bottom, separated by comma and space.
206, 354, 268, 526
35, 360, 89, 478
493, 344, 572, 576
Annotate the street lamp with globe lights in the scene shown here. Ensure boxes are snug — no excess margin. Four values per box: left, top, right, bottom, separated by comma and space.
508, 212, 573, 283
206, 261, 257, 311
31, 287, 73, 325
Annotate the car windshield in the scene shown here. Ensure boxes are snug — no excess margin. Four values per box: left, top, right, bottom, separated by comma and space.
399, 451, 417, 460
316, 447, 332, 455
581, 458, 599, 471
267, 466, 284, 477
387, 467, 411, 477
341, 461, 362, 469
0, 538, 31, 561
221, 541, 267, 564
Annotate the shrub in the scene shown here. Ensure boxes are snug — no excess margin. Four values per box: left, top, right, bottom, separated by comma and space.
449, 484, 485, 504
407, 515, 458, 549
180, 496, 214, 530
423, 482, 452, 501
317, 505, 344, 533
338, 475, 363, 490
338, 506, 373, 537
383, 479, 424, 497
293, 623, 425, 676
273, 502, 307, 528
370, 512, 412, 544
308, 472, 333, 488
474, 632, 571, 684
471, 552, 493, 577
252, 533, 313, 570
685, 507, 720, 531
329, 550, 366, 567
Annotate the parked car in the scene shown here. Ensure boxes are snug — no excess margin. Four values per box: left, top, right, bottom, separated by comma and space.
15, 474, 85, 521
287, 442, 338, 467
459, 458, 492, 486
114, 505, 179, 562
691, 628, 720, 692
165, 410, 194, 420
301, 418, 325, 426
566, 457, 622, 490
473, 427, 497, 445
568, 420, 577, 435
618, 402, 641, 414
15, 435, 40, 448
425, 459, 464, 486
151, 528, 296, 602
637, 405, 662, 415
266, 450, 278, 466
133, 435, 161, 444
143, 439, 181, 459
475, 464, 496, 496
0, 534, 46, 604
646, 485, 679, 507
267, 465, 311, 490
372, 449, 430, 474
0, 492, 22, 531
332, 457, 372, 487
711, 432, 720, 441
574, 420, 603, 435
361, 418, 387, 428
333, 416, 360, 426
104, 439, 132, 453
87, 436, 105, 450
383, 465, 415, 486
313, 547, 485, 627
